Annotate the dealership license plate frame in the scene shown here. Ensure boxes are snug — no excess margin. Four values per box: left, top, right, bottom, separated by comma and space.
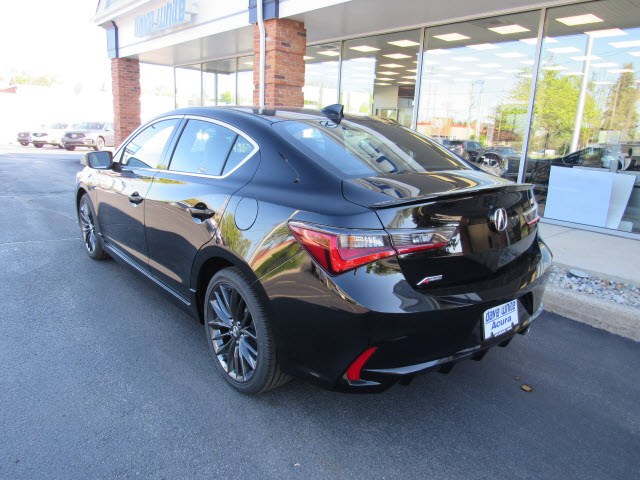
483, 300, 519, 340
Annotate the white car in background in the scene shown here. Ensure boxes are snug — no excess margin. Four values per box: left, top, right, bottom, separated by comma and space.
31, 123, 72, 149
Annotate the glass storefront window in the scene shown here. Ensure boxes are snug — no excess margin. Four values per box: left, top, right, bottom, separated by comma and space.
341, 31, 421, 127
140, 63, 175, 122
203, 58, 237, 105
417, 11, 540, 174
175, 65, 202, 108
304, 43, 340, 109
525, 0, 640, 233
237, 55, 254, 106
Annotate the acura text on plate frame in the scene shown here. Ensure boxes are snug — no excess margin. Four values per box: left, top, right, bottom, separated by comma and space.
483, 300, 518, 339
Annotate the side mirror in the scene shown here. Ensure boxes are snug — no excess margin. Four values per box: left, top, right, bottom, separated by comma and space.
83, 151, 113, 169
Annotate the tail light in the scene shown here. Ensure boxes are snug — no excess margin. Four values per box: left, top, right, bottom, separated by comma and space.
288, 223, 396, 275
288, 221, 456, 276
523, 203, 540, 226
389, 228, 457, 255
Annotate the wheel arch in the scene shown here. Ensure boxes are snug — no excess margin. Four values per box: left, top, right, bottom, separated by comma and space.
76, 187, 89, 224
76, 187, 88, 209
192, 245, 268, 324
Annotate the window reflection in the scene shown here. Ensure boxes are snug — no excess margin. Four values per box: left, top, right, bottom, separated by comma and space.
203, 58, 237, 105
525, 0, 640, 233
417, 11, 540, 177
237, 55, 254, 105
140, 64, 175, 121
341, 30, 421, 126
175, 65, 201, 108
304, 43, 340, 109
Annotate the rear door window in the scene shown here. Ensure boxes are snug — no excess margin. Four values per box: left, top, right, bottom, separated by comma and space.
222, 136, 256, 175
168, 119, 239, 176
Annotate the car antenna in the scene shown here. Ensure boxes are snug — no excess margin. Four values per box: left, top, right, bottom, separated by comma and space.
320, 104, 344, 125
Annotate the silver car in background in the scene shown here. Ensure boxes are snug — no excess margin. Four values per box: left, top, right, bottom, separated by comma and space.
62, 122, 115, 151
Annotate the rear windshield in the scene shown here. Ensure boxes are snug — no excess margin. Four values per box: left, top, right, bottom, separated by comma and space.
273, 118, 471, 177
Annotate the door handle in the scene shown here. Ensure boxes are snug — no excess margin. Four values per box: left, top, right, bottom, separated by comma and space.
188, 205, 215, 220
129, 192, 144, 205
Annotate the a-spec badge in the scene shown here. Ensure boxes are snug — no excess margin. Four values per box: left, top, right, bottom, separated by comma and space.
418, 275, 443, 286
489, 207, 508, 232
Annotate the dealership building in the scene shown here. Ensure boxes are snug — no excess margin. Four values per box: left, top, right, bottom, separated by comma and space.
93, 0, 640, 239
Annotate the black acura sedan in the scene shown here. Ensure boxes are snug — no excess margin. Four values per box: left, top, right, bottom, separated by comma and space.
76, 105, 552, 394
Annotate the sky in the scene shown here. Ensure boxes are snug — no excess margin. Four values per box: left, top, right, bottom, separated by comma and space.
0, 0, 114, 134
0, 0, 110, 90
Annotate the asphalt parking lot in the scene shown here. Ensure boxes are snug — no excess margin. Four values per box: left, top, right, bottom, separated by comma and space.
1, 146, 639, 479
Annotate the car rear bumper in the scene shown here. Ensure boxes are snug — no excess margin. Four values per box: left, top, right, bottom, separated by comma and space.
340, 302, 544, 392
259, 237, 552, 392
63, 139, 95, 146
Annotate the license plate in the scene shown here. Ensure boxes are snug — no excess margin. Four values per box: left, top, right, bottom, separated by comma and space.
483, 300, 518, 340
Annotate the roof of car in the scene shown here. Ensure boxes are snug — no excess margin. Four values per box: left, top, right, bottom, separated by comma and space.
165, 106, 384, 125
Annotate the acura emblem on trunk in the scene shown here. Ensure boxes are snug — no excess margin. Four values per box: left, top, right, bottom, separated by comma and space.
490, 208, 508, 232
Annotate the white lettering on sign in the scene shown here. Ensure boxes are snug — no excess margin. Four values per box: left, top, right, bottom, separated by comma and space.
134, 0, 193, 38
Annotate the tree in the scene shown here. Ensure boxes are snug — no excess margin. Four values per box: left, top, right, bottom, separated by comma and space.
9, 71, 59, 87
530, 69, 600, 155
601, 64, 640, 141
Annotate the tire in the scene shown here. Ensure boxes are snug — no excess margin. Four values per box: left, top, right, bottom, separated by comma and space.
78, 194, 108, 260
94, 137, 105, 151
463, 152, 471, 161
204, 267, 289, 394
19, 141, 28, 146
65, 146, 76, 151
34, 143, 43, 148
487, 158, 500, 168
58, 144, 65, 149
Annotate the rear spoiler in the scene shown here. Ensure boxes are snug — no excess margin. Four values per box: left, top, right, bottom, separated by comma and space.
368, 184, 535, 209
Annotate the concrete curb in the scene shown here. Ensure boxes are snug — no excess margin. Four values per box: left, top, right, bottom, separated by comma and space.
543, 285, 640, 342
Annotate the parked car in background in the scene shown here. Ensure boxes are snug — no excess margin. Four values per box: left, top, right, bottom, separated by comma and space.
76, 105, 550, 395
478, 146, 526, 180
446, 140, 484, 162
62, 122, 115, 151
32, 123, 71, 149
550, 144, 633, 171
16, 131, 31, 146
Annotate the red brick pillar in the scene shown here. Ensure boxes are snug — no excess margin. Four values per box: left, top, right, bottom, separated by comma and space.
253, 18, 306, 108
111, 57, 141, 147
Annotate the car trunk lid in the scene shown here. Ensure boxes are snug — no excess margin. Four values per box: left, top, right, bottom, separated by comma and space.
342, 170, 540, 289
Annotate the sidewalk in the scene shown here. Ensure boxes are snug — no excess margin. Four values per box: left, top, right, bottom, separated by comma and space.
539, 222, 639, 341
540, 223, 640, 285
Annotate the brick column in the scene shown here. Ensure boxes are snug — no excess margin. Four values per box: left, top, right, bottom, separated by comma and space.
111, 57, 141, 147
253, 18, 306, 108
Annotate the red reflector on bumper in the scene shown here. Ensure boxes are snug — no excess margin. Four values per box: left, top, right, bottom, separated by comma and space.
346, 347, 378, 381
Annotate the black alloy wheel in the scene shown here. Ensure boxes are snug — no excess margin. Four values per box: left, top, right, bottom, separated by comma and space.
65, 145, 75, 151
204, 268, 289, 394
78, 195, 108, 260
